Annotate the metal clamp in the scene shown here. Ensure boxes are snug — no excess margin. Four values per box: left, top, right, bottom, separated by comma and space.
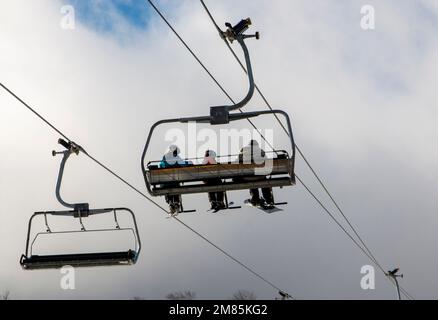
223, 18, 260, 43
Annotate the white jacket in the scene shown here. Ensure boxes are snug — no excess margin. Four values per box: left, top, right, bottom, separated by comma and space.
239, 144, 266, 164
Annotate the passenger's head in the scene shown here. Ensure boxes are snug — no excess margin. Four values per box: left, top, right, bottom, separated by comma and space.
168, 145, 180, 157
205, 150, 217, 158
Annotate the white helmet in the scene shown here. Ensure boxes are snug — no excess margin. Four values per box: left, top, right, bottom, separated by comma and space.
168, 145, 180, 155
205, 150, 217, 158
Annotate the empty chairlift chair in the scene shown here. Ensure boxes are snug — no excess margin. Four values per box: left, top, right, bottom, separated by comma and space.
20, 139, 141, 270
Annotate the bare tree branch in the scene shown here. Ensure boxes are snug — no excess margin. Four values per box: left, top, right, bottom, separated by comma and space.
1, 291, 10, 300
230, 290, 257, 300
166, 291, 196, 300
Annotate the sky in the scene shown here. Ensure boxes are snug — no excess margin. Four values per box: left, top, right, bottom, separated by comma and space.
1, 0, 438, 300
65, 0, 151, 32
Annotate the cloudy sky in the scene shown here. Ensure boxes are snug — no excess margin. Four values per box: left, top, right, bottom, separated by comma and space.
0, 0, 437, 299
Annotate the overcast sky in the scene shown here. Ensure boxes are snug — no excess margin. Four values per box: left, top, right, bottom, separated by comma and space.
1, 0, 437, 300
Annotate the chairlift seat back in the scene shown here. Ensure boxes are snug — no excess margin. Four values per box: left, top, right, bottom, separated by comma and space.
146, 155, 295, 196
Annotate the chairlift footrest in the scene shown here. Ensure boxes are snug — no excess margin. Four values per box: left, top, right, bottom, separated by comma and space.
20, 251, 137, 270
182, 210, 197, 213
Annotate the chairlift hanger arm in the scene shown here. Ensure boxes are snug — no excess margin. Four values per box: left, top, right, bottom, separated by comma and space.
215, 18, 258, 113
222, 36, 254, 112
209, 19, 266, 124
52, 138, 90, 212
54, 149, 75, 209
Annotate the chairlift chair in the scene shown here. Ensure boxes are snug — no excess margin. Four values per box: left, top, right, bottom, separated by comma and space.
20, 139, 141, 270
141, 18, 296, 204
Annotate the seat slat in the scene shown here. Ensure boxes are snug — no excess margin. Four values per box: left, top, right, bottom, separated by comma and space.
147, 158, 293, 184
151, 177, 295, 196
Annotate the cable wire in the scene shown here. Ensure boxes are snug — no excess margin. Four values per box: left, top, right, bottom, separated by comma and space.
0, 83, 69, 141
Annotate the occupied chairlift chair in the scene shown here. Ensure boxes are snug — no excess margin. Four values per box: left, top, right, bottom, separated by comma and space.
20, 139, 141, 270
141, 18, 296, 207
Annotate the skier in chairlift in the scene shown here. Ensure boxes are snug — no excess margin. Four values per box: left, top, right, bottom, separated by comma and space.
238, 140, 275, 208
159, 145, 192, 213
203, 149, 226, 211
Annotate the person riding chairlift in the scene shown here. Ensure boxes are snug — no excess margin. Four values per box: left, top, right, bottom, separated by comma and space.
203, 150, 226, 211
159, 145, 192, 214
238, 140, 275, 208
